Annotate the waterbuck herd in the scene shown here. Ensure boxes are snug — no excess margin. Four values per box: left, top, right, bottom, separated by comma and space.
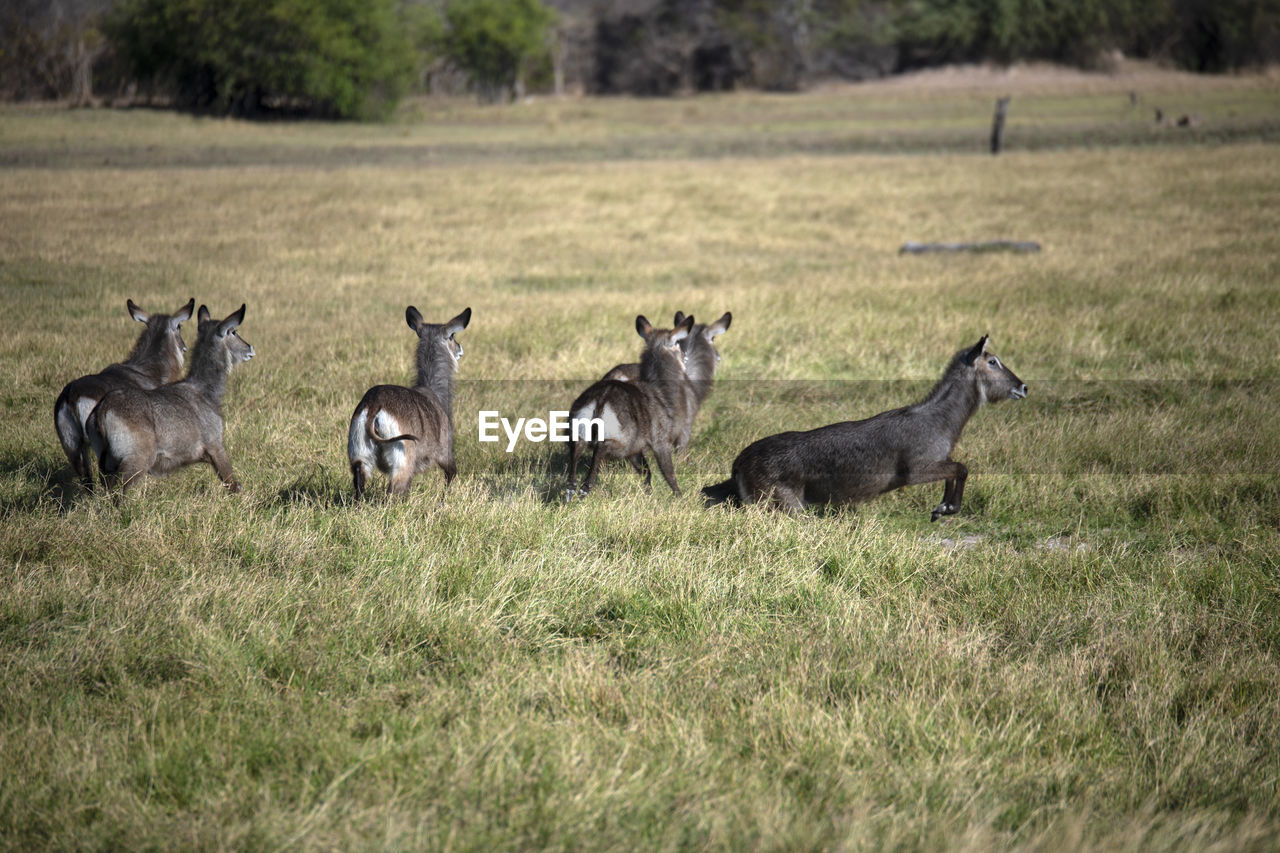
55, 299, 1027, 520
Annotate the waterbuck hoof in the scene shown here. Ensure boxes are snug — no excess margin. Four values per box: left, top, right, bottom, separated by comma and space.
930, 502, 956, 521
228, 481, 242, 494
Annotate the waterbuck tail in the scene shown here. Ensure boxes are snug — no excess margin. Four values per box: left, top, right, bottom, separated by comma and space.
85, 407, 119, 476
701, 477, 740, 508
366, 407, 418, 443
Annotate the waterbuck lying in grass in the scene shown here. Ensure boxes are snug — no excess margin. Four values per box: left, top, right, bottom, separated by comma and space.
348, 306, 471, 499
566, 314, 696, 499
702, 336, 1026, 519
53, 298, 194, 488
87, 304, 255, 495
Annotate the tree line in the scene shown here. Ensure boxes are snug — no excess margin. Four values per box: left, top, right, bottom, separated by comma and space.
3, 0, 1278, 119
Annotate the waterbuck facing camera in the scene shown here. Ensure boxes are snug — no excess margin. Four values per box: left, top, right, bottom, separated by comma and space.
347, 306, 471, 499
702, 335, 1026, 519
53, 298, 194, 488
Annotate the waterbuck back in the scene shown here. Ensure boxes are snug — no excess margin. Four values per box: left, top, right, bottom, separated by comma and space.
87, 304, 255, 496
703, 335, 1026, 519
348, 306, 471, 499
53, 298, 194, 488
565, 314, 695, 499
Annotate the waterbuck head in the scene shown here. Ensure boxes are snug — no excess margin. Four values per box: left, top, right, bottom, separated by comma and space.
194, 304, 255, 373
961, 335, 1027, 404
635, 313, 696, 386
126, 297, 195, 380
673, 310, 732, 383
406, 306, 471, 372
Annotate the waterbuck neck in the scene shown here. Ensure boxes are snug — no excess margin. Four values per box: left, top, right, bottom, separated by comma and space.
639, 341, 687, 404
917, 356, 984, 443
185, 338, 233, 406
683, 337, 717, 403
413, 339, 456, 412
125, 319, 181, 383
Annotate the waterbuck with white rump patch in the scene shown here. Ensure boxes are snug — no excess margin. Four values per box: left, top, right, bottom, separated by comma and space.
702, 335, 1026, 519
583, 310, 731, 451
53, 298, 194, 488
86, 304, 255, 495
565, 314, 696, 499
348, 306, 471, 499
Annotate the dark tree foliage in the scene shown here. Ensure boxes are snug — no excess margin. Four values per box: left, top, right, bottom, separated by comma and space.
584, 0, 1280, 94
0, 0, 113, 103
1170, 0, 1280, 72
593, 0, 747, 95
106, 0, 418, 119
443, 0, 557, 101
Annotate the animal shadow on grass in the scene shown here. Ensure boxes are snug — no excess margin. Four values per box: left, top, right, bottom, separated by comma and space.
271, 464, 352, 508
0, 450, 86, 516
470, 446, 567, 505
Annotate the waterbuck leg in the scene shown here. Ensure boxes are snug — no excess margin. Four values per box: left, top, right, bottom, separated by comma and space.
206, 445, 241, 494
440, 458, 457, 487
352, 462, 368, 500
388, 468, 414, 498
652, 446, 681, 497
73, 442, 95, 490
565, 438, 583, 500
916, 459, 967, 521
627, 453, 652, 492
581, 445, 605, 496
770, 484, 805, 515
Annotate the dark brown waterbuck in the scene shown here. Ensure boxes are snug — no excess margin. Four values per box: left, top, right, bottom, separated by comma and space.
702, 335, 1026, 519
566, 314, 696, 499
86, 304, 255, 495
53, 298, 194, 488
347, 306, 471, 499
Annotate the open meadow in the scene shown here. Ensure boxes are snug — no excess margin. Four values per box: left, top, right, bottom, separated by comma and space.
2, 67, 1279, 849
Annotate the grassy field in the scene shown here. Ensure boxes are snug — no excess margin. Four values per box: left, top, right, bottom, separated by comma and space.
2, 69, 1279, 849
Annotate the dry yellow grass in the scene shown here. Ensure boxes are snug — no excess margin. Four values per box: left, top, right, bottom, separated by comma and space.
1, 78, 1278, 849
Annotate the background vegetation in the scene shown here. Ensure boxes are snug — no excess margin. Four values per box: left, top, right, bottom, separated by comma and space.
1, 71, 1278, 848
4, 0, 1280, 114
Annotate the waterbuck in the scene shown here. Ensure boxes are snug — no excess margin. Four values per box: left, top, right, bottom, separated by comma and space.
587, 310, 731, 451
702, 336, 1026, 519
671, 310, 731, 453
53, 298, 194, 488
565, 314, 696, 499
348, 306, 471, 499
86, 304, 255, 495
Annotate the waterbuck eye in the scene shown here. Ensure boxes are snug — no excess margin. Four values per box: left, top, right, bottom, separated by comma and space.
988, 357, 999, 367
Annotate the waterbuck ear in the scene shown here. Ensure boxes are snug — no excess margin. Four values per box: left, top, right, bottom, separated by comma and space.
127, 299, 149, 323
197, 305, 211, 324
671, 313, 696, 343
673, 311, 687, 326
706, 311, 732, 338
405, 306, 424, 332
217, 304, 246, 337
445, 307, 471, 336
963, 335, 989, 366
171, 298, 195, 326
635, 315, 653, 339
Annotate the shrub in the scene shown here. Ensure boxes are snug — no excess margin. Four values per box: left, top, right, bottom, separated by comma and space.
107, 0, 418, 119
